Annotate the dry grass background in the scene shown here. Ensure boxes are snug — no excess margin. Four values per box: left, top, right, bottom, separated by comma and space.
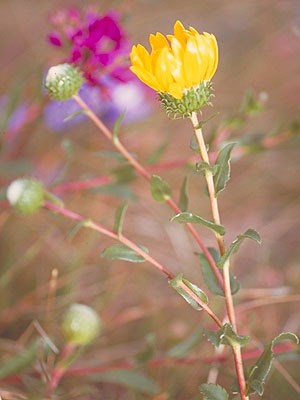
0, 1, 300, 399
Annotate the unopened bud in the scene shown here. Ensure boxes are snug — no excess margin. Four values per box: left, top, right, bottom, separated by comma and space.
45, 63, 83, 100
6, 178, 45, 215
62, 303, 102, 346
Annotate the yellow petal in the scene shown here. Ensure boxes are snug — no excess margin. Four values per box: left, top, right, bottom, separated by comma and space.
149, 32, 169, 51
129, 66, 160, 92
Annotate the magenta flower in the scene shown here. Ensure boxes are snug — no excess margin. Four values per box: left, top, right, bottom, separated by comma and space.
47, 8, 131, 87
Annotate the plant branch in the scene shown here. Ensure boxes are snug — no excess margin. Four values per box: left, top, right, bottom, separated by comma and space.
44, 201, 222, 328
72, 94, 224, 290
190, 112, 248, 400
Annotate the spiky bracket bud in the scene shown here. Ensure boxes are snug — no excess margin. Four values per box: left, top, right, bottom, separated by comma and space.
45, 63, 83, 101
159, 82, 213, 119
6, 178, 45, 215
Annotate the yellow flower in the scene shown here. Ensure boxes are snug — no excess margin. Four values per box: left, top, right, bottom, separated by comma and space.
130, 20, 218, 100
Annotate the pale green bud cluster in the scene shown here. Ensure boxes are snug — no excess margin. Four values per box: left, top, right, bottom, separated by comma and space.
6, 178, 45, 215
45, 63, 83, 100
62, 303, 102, 346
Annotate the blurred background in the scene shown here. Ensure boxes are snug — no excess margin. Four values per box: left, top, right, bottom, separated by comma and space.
0, 0, 300, 399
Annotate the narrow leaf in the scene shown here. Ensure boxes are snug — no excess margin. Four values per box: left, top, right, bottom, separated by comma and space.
101, 244, 148, 263
200, 383, 229, 400
63, 109, 86, 122
196, 161, 219, 176
171, 212, 225, 236
204, 324, 249, 348
67, 219, 91, 240
0, 340, 39, 379
221, 324, 250, 347
213, 143, 236, 196
178, 176, 189, 211
150, 175, 171, 202
113, 111, 126, 144
135, 333, 156, 364
218, 228, 261, 268
169, 273, 208, 311
90, 369, 159, 395
167, 326, 203, 357
198, 248, 240, 297
146, 140, 168, 164
247, 332, 299, 396
93, 150, 126, 161
113, 201, 128, 237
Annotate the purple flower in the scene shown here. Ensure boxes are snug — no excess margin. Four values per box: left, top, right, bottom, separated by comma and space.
47, 8, 131, 88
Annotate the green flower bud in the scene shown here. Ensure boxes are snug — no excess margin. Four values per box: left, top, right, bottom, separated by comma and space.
6, 178, 45, 215
62, 303, 102, 346
45, 63, 83, 100
158, 81, 213, 119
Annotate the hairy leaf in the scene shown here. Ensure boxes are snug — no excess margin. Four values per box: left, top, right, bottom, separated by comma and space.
247, 332, 299, 396
196, 161, 219, 176
178, 176, 189, 211
167, 326, 203, 358
113, 111, 126, 143
218, 228, 261, 268
204, 324, 250, 348
169, 273, 208, 311
213, 143, 236, 196
198, 248, 240, 296
171, 212, 225, 236
90, 369, 159, 395
101, 244, 148, 263
150, 174, 171, 202
113, 201, 128, 236
200, 383, 229, 400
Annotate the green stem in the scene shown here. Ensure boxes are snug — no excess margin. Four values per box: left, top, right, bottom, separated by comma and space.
190, 112, 248, 400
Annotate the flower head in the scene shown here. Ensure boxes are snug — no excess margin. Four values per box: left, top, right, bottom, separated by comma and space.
130, 21, 218, 117
48, 8, 131, 87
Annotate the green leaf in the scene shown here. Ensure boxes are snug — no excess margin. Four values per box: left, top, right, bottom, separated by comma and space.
171, 212, 225, 236
247, 332, 299, 396
113, 201, 128, 237
113, 111, 126, 144
150, 174, 171, 202
178, 176, 189, 211
241, 88, 265, 116
169, 273, 208, 311
218, 229, 261, 268
112, 164, 136, 183
63, 109, 86, 122
213, 143, 236, 196
89, 369, 159, 395
146, 140, 168, 164
101, 244, 148, 263
93, 183, 136, 201
167, 326, 203, 358
200, 383, 229, 400
204, 324, 250, 348
93, 150, 126, 162
0, 160, 32, 176
196, 161, 219, 176
67, 219, 91, 240
0, 340, 39, 379
198, 248, 240, 297
135, 333, 156, 364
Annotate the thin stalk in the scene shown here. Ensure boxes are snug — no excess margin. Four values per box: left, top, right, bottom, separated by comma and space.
190, 112, 248, 400
72, 94, 224, 290
44, 201, 222, 328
